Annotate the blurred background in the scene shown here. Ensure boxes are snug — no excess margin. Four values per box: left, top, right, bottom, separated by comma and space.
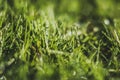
1, 0, 120, 22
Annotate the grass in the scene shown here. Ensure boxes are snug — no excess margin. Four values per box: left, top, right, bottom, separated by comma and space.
0, 0, 120, 80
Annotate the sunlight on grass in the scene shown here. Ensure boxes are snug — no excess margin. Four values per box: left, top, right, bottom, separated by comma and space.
0, 0, 120, 80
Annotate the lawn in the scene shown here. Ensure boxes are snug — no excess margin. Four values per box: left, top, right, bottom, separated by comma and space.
0, 0, 120, 80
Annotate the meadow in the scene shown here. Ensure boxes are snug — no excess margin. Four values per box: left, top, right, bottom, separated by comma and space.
0, 0, 120, 80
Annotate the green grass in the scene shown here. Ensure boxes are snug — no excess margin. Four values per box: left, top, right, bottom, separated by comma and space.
0, 0, 120, 80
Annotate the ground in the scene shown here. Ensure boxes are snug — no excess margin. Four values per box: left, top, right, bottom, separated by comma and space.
0, 0, 120, 80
